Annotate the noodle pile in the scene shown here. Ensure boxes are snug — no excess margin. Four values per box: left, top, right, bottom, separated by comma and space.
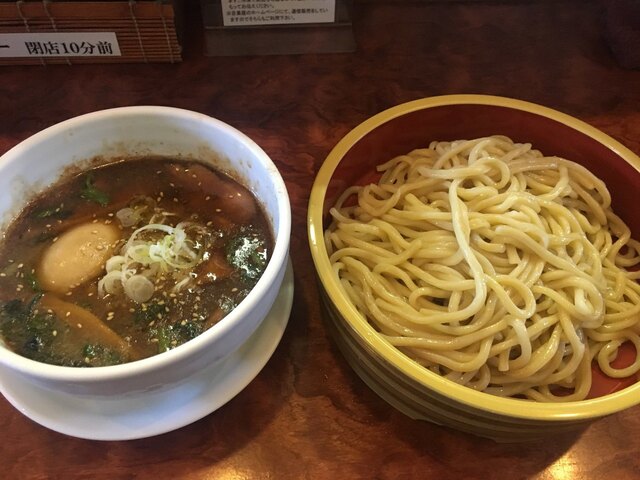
325, 136, 640, 401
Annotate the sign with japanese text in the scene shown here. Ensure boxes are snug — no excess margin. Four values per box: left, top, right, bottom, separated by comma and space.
0, 32, 121, 58
221, 0, 335, 26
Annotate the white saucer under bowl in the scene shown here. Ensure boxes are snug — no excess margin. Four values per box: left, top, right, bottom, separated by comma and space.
0, 261, 294, 441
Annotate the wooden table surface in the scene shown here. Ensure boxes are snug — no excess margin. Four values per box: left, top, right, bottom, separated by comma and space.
2, 1, 640, 478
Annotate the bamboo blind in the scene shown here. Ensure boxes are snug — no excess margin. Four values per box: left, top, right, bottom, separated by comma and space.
0, 0, 182, 64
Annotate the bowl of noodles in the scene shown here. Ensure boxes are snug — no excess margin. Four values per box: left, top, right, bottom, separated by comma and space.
307, 94, 640, 442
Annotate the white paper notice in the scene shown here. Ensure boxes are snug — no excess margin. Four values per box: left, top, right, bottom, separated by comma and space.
221, 0, 335, 26
0, 32, 121, 58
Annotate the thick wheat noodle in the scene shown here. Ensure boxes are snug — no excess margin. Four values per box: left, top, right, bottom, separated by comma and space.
325, 135, 640, 401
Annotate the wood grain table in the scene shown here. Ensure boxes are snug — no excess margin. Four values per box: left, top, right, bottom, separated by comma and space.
1, 1, 640, 478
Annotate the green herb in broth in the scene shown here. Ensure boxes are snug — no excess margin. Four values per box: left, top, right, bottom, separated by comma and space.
79, 173, 110, 206
226, 226, 269, 282
1, 295, 59, 364
25, 270, 41, 293
82, 343, 124, 366
153, 320, 203, 354
133, 302, 166, 327
32, 204, 72, 220
218, 294, 237, 315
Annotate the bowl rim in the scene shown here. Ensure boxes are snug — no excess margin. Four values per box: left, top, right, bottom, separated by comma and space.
0, 105, 291, 383
308, 94, 640, 421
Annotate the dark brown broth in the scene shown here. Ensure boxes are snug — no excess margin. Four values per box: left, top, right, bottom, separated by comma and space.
0, 158, 273, 367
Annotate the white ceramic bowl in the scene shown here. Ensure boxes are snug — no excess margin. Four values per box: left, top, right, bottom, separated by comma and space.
0, 106, 291, 398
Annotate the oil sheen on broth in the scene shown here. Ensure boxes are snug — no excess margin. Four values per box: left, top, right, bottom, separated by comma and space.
0, 158, 273, 367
